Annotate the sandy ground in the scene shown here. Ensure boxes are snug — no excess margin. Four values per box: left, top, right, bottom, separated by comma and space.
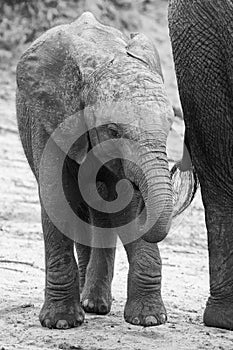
1, 1, 233, 349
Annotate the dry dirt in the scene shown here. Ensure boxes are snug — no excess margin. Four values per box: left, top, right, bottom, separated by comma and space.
1, 1, 233, 350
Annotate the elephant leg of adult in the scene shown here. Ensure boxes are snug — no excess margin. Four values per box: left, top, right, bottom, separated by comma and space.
39, 206, 84, 329
201, 185, 233, 330
169, 0, 233, 330
123, 238, 166, 326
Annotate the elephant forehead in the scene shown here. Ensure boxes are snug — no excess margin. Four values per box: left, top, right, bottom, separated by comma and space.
95, 59, 165, 98
86, 75, 173, 128
85, 100, 173, 132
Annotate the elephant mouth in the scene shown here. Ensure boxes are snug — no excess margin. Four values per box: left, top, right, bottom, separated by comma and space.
112, 179, 146, 224
105, 178, 147, 229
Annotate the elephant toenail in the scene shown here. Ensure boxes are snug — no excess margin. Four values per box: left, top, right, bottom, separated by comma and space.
160, 314, 167, 324
44, 319, 52, 328
88, 301, 94, 309
56, 320, 69, 329
78, 311, 85, 320
83, 299, 89, 308
145, 316, 157, 326
132, 317, 140, 325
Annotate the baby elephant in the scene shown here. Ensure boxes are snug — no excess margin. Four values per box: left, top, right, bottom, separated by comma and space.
16, 12, 175, 328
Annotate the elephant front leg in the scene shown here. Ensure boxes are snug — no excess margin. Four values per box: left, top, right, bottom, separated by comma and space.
202, 199, 233, 330
39, 208, 84, 329
124, 238, 166, 326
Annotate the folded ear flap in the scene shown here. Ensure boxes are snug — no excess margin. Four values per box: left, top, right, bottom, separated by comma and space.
16, 24, 90, 164
16, 25, 84, 134
126, 33, 163, 78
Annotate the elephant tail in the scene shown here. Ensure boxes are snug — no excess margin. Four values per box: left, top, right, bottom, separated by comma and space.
170, 161, 199, 218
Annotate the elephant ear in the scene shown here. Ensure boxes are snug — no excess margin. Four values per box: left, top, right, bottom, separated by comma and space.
16, 25, 89, 164
126, 33, 163, 78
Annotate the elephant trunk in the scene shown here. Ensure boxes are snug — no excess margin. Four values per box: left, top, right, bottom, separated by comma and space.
136, 145, 173, 243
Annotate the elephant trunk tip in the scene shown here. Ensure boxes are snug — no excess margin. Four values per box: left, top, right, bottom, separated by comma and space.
137, 180, 174, 244
170, 161, 199, 218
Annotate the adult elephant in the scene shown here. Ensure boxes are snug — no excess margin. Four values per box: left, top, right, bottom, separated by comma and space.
16, 12, 178, 329
169, 0, 233, 330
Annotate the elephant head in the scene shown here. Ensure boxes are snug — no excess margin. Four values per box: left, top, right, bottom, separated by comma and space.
16, 12, 190, 243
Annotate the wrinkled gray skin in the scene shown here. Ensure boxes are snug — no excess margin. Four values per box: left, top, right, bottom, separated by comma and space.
16, 12, 174, 329
169, 0, 233, 330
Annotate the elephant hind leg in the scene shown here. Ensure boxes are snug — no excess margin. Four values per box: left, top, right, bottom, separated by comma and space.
81, 245, 116, 315
75, 243, 91, 293
75, 209, 116, 314
80, 168, 118, 314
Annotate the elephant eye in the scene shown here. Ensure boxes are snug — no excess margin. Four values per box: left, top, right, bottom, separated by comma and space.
108, 123, 120, 138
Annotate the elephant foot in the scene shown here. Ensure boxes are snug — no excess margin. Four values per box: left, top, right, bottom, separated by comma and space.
39, 298, 85, 329
124, 293, 167, 327
204, 299, 233, 330
81, 283, 112, 315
